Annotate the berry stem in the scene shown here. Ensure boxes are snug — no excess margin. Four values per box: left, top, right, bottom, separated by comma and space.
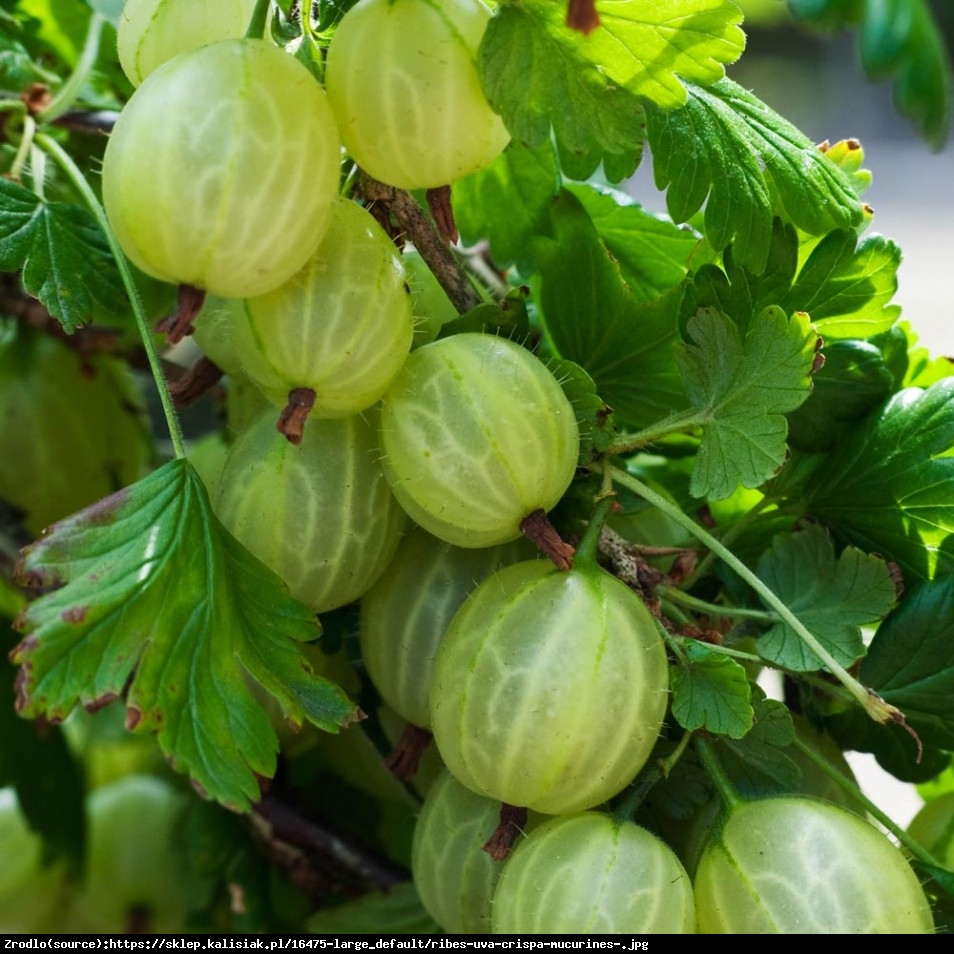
245, 0, 273, 39
693, 735, 742, 812
37, 13, 105, 124
606, 464, 905, 728
574, 494, 615, 570
36, 132, 187, 460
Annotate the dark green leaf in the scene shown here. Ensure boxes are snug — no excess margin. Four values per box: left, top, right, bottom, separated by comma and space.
822, 704, 949, 783
549, 358, 616, 462
677, 306, 819, 499
12, 460, 359, 811
453, 140, 560, 273
533, 188, 687, 428
0, 178, 125, 333
755, 525, 897, 671
801, 380, 954, 580
568, 184, 700, 302
646, 78, 863, 271
681, 219, 799, 336
308, 882, 439, 935
479, 4, 647, 180
0, 623, 85, 868
718, 690, 801, 797
787, 339, 896, 452
670, 640, 753, 738
861, 575, 954, 749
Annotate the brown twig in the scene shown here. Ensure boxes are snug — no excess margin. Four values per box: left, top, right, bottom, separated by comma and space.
252, 792, 408, 900
357, 172, 481, 315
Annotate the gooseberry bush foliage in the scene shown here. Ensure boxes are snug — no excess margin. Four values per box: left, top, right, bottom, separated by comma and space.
1, 0, 954, 935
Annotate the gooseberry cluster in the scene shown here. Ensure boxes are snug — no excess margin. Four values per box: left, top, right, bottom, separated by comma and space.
89, 0, 940, 936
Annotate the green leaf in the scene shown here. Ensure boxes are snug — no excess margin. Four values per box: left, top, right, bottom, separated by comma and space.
12, 460, 359, 812
480, 4, 647, 180
453, 140, 561, 273
677, 306, 819, 499
0, 30, 38, 87
718, 690, 801, 798
646, 78, 863, 271
822, 704, 949, 783
533, 188, 687, 428
784, 230, 901, 339
861, 575, 954, 750
308, 882, 439, 935
755, 525, 898, 672
570, 0, 746, 107
800, 380, 954, 581
670, 640, 753, 738
480, 1, 744, 179
550, 358, 617, 462
682, 223, 899, 341
0, 178, 125, 333
0, 625, 85, 869
567, 184, 700, 302
787, 339, 896, 453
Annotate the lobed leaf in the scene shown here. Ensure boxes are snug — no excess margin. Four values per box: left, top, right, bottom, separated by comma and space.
677, 306, 819, 500
670, 640, 754, 738
755, 525, 898, 672
801, 380, 954, 581
0, 178, 125, 333
646, 78, 864, 271
718, 690, 801, 798
532, 189, 687, 428
567, 184, 700, 302
12, 460, 359, 812
480, 3, 646, 181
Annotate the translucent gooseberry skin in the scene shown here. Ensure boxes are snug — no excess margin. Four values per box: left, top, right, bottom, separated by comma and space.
117, 0, 258, 86
325, 0, 509, 189
213, 410, 406, 614
379, 334, 580, 548
102, 39, 341, 299
411, 771, 510, 934
491, 813, 696, 935
694, 796, 934, 934
215, 197, 414, 418
429, 560, 669, 815
359, 527, 535, 728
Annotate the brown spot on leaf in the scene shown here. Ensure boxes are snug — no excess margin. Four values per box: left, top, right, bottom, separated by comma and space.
566, 0, 600, 34
85, 692, 118, 714
13, 662, 33, 713
125, 705, 142, 730
61, 606, 88, 624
